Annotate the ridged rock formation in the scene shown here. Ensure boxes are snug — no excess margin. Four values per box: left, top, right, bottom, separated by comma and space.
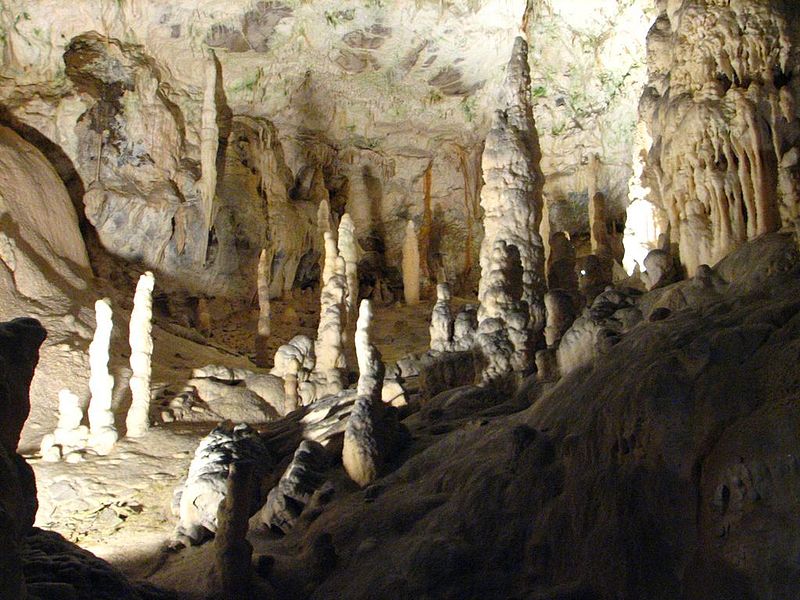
641, 0, 800, 275
87, 298, 117, 455
126, 271, 155, 438
477, 35, 546, 379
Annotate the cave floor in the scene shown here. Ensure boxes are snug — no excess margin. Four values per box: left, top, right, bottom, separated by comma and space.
23, 290, 446, 582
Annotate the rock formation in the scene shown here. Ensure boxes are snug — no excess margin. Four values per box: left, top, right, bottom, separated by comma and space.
87, 298, 117, 455
198, 49, 219, 265
402, 220, 420, 306
343, 300, 386, 487
338, 214, 359, 321
478, 36, 546, 330
256, 249, 271, 366
126, 271, 155, 438
40, 389, 88, 462
311, 234, 348, 400
429, 283, 455, 352
259, 440, 329, 534
546, 232, 578, 292
476, 36, 546, 381
173, 422, 271, 547
641, 0, 800, 276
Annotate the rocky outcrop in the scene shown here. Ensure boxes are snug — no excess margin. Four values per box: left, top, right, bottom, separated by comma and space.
640, 0, 800, 275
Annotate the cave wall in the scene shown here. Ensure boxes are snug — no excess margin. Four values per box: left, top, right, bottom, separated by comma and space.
0, 0, 654, 299
640, 0, 800, 276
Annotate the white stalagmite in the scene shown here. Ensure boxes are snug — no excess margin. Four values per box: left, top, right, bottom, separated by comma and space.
317, 197, 335, 277
312, 236, 348, 399
337, 214, 359, 320
402, 220, 420, 305
40, 389, 88, 462
354, 299, 384, 399
197, 48, 219, 264
429, 283, 454, 352
343, 299, 385, 487
125, 271, 155, 438
88, 298, 118, 454
477, 36, 545, 380
255, 249, 271, 365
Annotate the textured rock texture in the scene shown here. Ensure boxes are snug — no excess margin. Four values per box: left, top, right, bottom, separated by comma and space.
641, 0, 800, 275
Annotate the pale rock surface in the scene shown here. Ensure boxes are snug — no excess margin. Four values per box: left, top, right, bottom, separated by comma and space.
643, 248, 677, 291
126, 271, 155, 437
87, 299, 117, 455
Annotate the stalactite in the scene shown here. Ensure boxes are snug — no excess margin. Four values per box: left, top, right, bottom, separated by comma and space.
198, 48, 219, 265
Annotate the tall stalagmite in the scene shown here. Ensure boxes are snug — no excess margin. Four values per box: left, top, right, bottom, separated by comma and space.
402, 220, 421, 305
338, 214, 359, 321
641, 0, 800, 275
255, 249, 271, 366
477, 36, 546, 379
478, 35, 546, 328
125, 271, 155, 438
88, 298, 117, 454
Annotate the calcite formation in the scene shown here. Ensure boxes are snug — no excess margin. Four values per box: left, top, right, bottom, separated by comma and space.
311, 234, 348, 400
40, 389, 88, 462
126, 271, 155, 438
198, 49, 219, 264
87, 299, 117, 455
343, 300, 386, 487
259, 440, 329, 534
402, 220, 421, 306
337, 214, 359, 321
173, 422, 271, 546
477, 36, 545, 380
641, 0, 800, 276
429, 283, 455, 353
255, 249, 271, 365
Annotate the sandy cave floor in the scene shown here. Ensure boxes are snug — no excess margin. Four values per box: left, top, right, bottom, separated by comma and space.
20, 287, 451, 582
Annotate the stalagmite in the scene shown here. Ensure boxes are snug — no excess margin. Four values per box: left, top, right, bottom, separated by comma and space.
337, 214, 359, 320
354, 300, 384, 399
40, 389, 88, 462
343, 299, 385, 487
197, 48, 219, 264
478, 36, 546, 329
215, 462, 257, 598
476, 36, 545, 381
173, 423, 271, 547
255, 249, 271, 366
587, 154, 610, 257
87, 298, 117, 455
317, 198, 335, 279
125, 271, 155, 438
311, 234, 348, 399
544, 290, 577, 348
402, 220, 420, 305
429, 283, 454, 352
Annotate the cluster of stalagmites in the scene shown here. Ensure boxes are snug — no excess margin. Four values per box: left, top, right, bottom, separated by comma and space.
41, 272, 157, 461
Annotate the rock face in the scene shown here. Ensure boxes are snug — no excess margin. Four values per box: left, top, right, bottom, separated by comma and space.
640, 0, 800, 275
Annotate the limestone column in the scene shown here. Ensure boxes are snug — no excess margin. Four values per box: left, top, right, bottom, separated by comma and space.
88, 298, 117, 454
255, 249, 271, 366
125, 271, 155, 437
402, 220, 420, 305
